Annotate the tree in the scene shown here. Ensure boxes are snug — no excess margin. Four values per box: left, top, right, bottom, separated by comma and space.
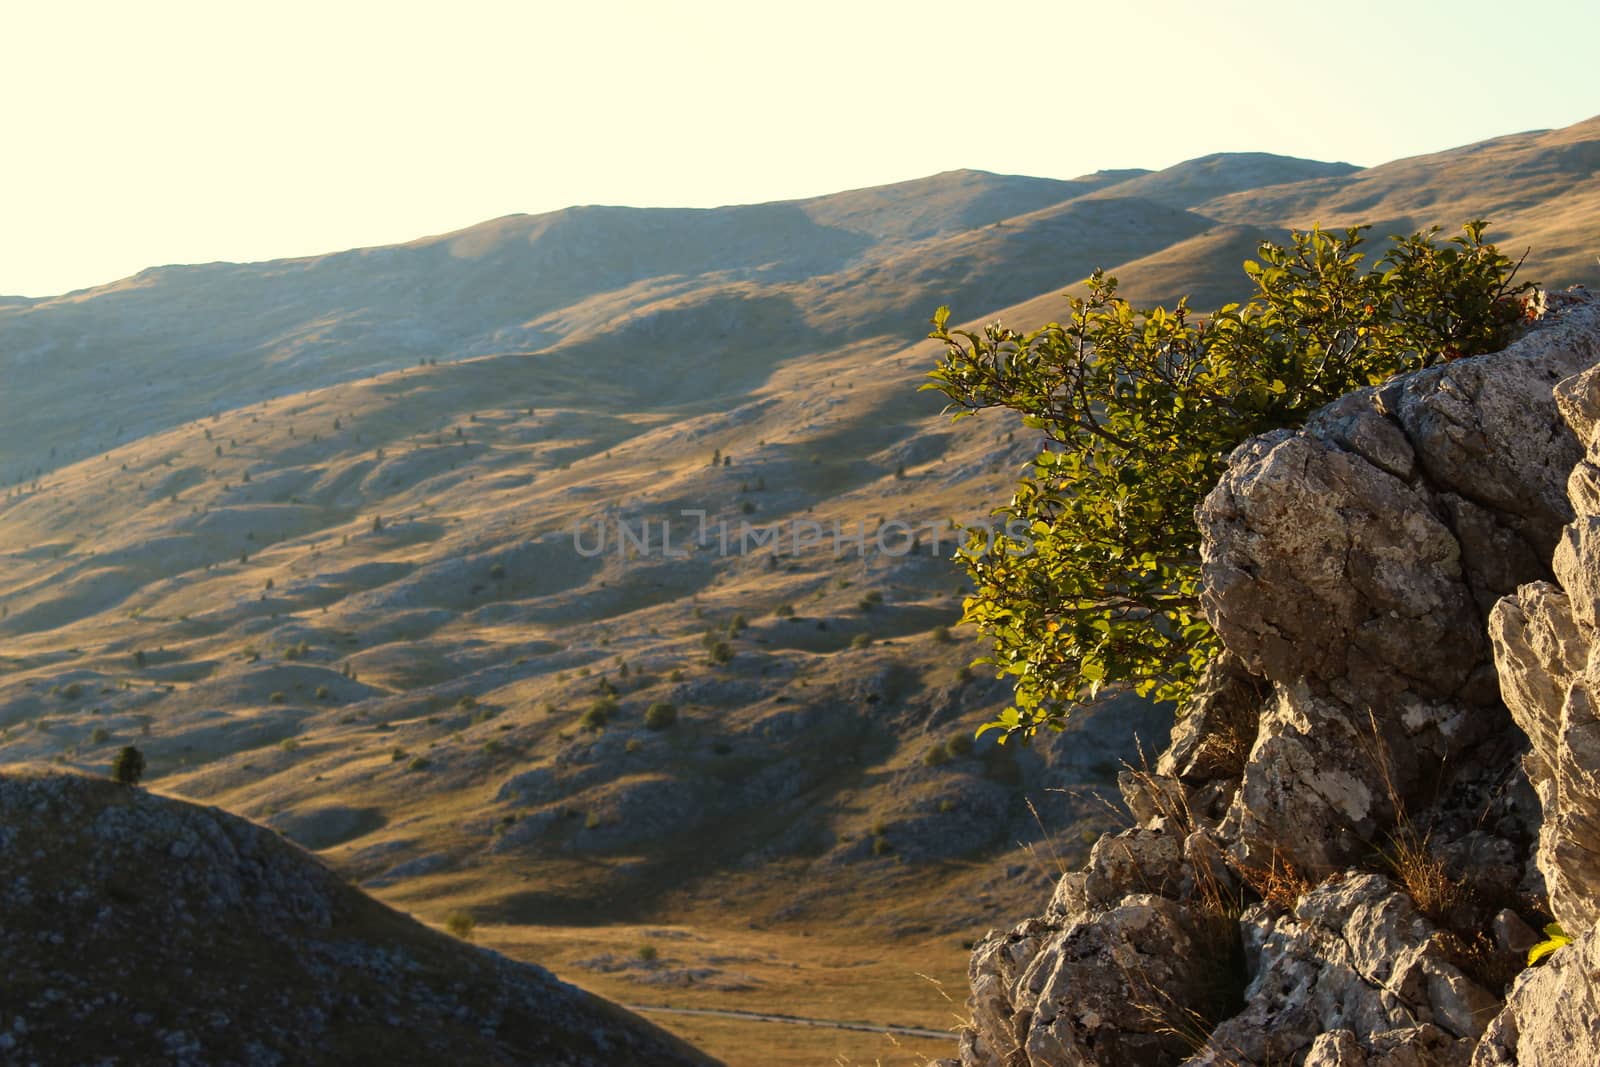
925, 223, 1530, 742
111, 745, 145, 786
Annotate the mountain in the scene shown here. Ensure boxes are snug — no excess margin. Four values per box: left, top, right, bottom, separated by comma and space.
1086, 151, 1359, 209
1199, 117, 1600, 286
1, 116, 1597, 1065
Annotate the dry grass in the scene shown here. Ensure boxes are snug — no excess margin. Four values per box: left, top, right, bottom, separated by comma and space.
1380, 827, 1467, 926
1235, 850, 1313, 913
477, 921, 967, 1067
640, 1012, 952, 1067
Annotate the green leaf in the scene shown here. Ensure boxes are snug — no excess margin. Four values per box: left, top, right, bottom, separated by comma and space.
1527, 922, 1572, 966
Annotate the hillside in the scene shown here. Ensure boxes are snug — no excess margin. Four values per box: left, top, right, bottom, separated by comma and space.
2, 115, 1598, 1065
1086, 151, 1359, 209
1200, 117, 1600, 287
0, 768, 715, 1066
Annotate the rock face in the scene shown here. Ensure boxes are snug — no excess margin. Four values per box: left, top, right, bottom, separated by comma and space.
1488, 359, 1600, 934
948, 289, 1600, 1067
1200, 295, 1600, 876
0, 770, 718, 1067
1202, 874, 1493, 1065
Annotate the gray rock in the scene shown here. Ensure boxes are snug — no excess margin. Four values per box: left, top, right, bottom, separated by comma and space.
1195, 875, 1491, 1065
953, 292, 1600, 1067
1195, 294, 1600, 879
1470, 922, 1600, 1066
1488, 356, 1600, 932
964, 896, 1227, 1067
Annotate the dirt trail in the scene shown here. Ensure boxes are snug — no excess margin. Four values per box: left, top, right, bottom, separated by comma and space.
627, 1003, 951, 1040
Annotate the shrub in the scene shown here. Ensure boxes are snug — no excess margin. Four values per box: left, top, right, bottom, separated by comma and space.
851, 633, 873, 650
644, 702, 677, 730
775, 603, 796, 618
926, 222, 1530, 740
580, 698, 615, 732
89, 726, 110, 745
923, 744, 952, 768
945, 732, 975, 759
315, 685, 331, 701
708, 641, 734, 664
407, 756, 431, 772
872, 835, 893, 856
444, 911, 475, 940
111, 746, 145, 786
638, 943, 659, 963
268, 692, 286, 705
931, 625, 952, 644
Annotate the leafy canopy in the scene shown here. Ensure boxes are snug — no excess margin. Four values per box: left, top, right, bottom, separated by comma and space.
925, 222, 1530, 742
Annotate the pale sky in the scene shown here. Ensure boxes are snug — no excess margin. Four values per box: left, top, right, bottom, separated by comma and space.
3, 0, 1596, 297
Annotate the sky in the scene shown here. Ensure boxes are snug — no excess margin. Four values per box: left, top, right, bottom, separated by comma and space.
3, 0, 1596, 297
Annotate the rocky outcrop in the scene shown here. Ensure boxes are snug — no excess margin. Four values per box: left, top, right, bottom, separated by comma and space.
948, 289, 1600, 1067
1200, 875, 1493, 1066
1200, 294, 1600, 876
0, 770, 718, 1067
1487, 359, 1600, 933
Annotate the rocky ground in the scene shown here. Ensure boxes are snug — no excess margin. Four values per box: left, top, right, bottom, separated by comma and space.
944, 288, 1600, 1066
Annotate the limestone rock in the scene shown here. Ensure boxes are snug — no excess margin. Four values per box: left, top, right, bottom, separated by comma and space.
953, 292, 1600, 1067
1488, 356, 1600, 932
1193, 875, 1492, 1065
963, 895, 1228, 1067
1197, 294, 1600, 875
1200, 425, 1485, 700
1470, 922, 1600, 1066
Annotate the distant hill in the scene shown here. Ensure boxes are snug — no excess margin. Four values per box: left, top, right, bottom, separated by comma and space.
1088, 151, 1360, 209
1200, 117, 1600, 286
793, 168, 1112, 240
